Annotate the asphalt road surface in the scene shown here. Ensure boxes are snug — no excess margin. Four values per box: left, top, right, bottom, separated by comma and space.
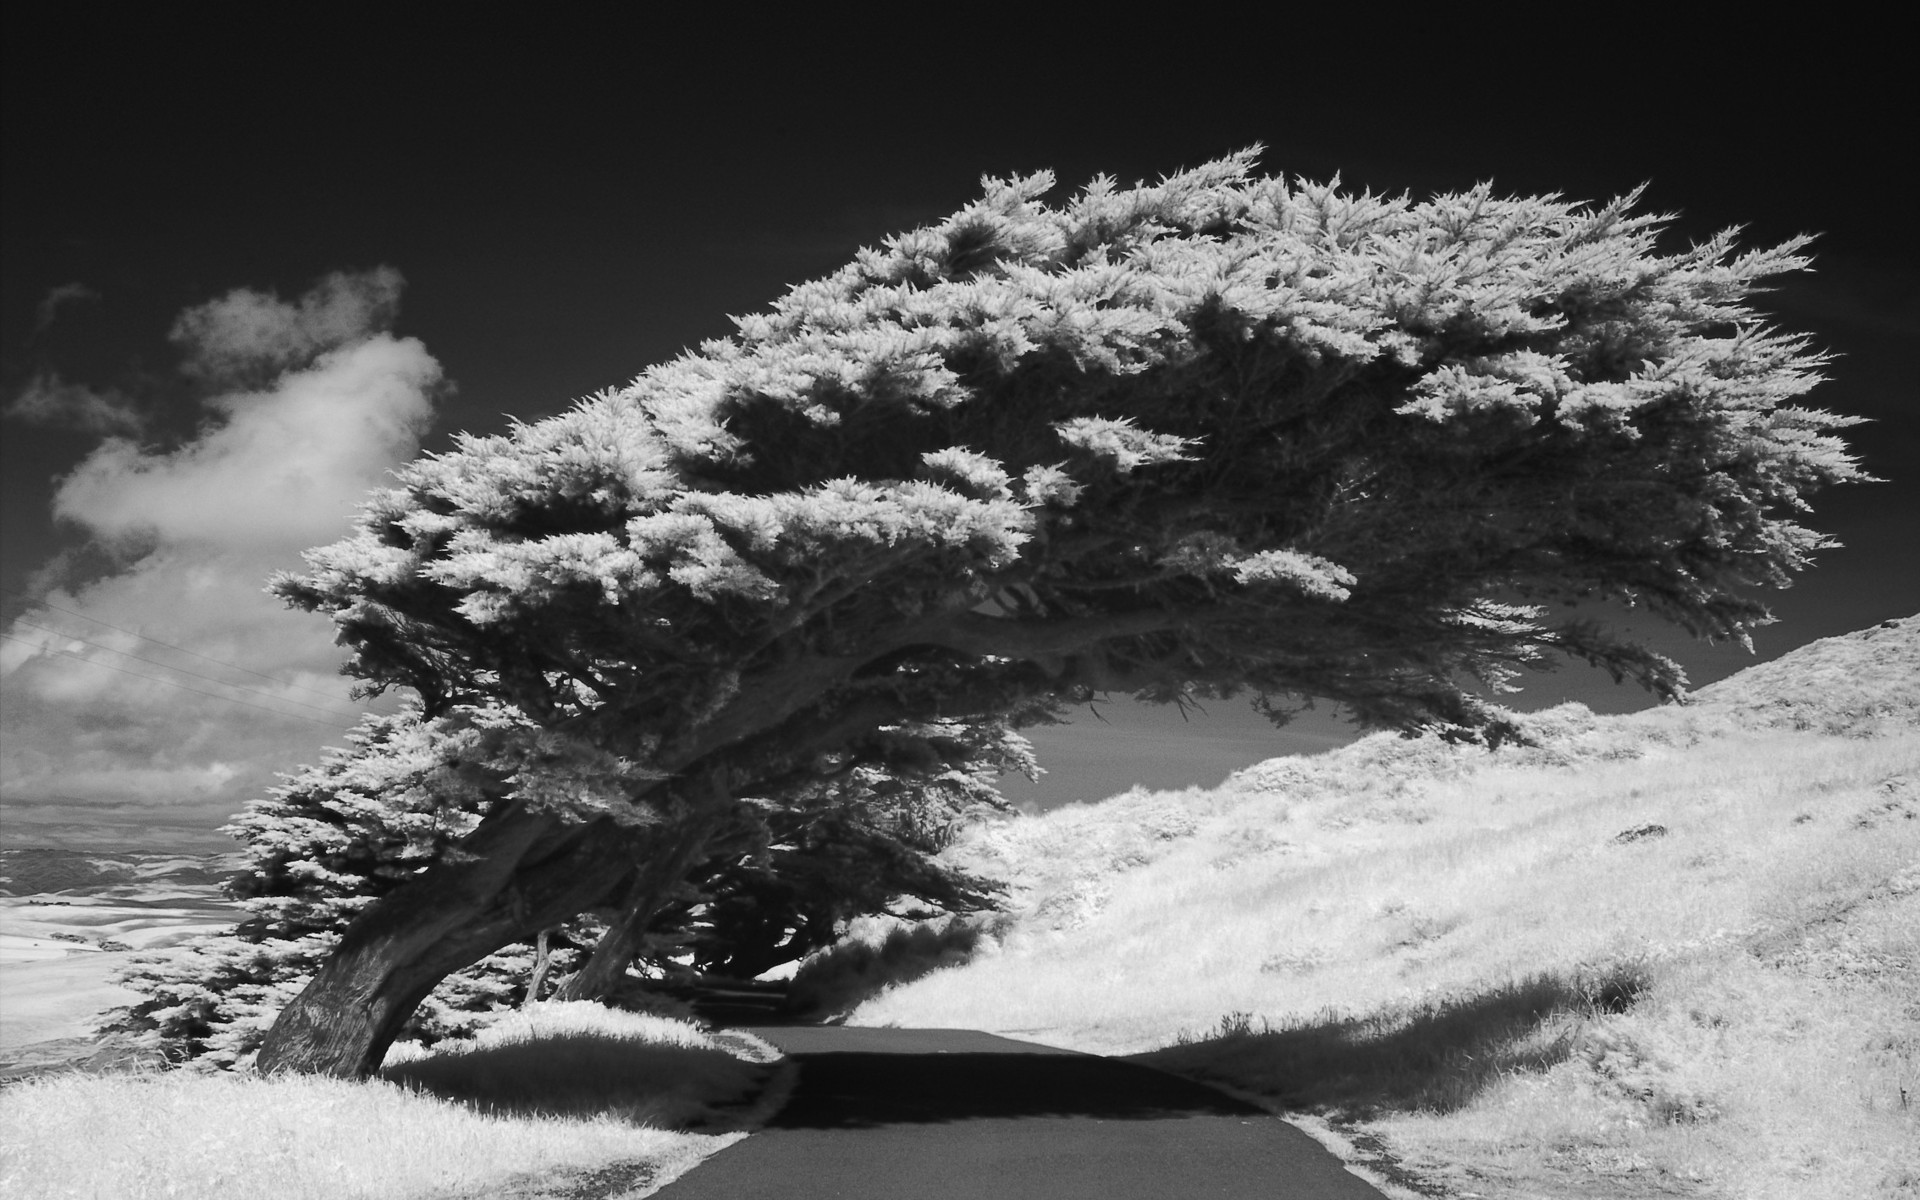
654, 1026, 1387, 1199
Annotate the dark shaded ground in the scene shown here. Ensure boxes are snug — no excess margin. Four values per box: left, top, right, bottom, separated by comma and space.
653, 1025, 1386, 1199
1138, 962, 1651, 1118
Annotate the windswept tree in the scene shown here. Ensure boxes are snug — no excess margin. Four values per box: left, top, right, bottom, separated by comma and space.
259, 150, 1865, 1076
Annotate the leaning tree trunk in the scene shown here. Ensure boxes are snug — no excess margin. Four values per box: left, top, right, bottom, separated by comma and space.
255, 801, 645, 1078
552, 806, 729, 1003
524, 928, 555, 1007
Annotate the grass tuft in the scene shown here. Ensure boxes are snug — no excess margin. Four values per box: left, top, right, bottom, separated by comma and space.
381, 1001, 778, 1131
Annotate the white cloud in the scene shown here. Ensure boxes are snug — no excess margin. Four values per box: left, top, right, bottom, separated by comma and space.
0, 550, 363, 832
1, 268, 441, 843
3, 372, 145, 435
170, 266, 405, 385
54, 333, 438, 550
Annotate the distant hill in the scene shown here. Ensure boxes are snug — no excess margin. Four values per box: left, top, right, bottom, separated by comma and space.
1687, 614, 1920, 736
0, 793, 245, 855
0, 850, 245, 899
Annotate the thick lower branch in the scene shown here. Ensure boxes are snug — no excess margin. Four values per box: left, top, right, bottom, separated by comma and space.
660, 603, 1219, 773
553, 795, 733, 1002
255, 803, 647, 1078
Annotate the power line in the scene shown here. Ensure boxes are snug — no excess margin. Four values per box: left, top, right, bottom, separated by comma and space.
37, 601, 351, 704
1, 632, 357, 730
12, 619, 363, 721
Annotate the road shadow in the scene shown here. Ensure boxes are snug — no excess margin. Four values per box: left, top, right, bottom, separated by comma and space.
1132, 963, 1651, 1117
381, 1033, 769, 1129
653, 1027, 1394, 1200
753, 1036, 1263, 1129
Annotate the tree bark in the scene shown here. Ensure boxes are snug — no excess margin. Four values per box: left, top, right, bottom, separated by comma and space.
525, 928, 554, 1007
552, 803, 730, 1002
255, 802, 643, 1078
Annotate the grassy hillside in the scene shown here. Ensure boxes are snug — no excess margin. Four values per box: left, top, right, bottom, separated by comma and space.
828, 617, 1919, 1199
0, 1002, 782, 1199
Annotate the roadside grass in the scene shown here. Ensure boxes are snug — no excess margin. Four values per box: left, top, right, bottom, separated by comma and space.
382, 1001, 780, 1131
842, 620, 1920, 1199
1155, 960, 1652, 1115
0, 1004, 773, 1200
1353, 947, 1920, 1200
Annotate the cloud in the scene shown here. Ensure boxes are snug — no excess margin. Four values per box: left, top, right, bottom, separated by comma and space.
170, 266, 405, 386
53, 333, 439, 550
0, 550, 363, 822
3, 372, 145, 435
2, 268, 441, 838
34, 282, 101, 334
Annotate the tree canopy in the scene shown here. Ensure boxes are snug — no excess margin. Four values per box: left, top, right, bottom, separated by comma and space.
257, 150, 1864, 1076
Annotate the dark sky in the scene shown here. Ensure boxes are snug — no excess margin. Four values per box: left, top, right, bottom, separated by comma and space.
3, 13, 1913, 823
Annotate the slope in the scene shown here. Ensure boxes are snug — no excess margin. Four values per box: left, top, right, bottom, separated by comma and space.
823, 616, 1919, 1199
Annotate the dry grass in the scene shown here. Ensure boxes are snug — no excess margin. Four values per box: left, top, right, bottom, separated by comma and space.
0, 1004, 774, 1199
382, 1001, 780, 1131
841, 619, 1920, 1199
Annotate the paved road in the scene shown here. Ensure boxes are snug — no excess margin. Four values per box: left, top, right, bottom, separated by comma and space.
655, 1026, 1386, 1199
